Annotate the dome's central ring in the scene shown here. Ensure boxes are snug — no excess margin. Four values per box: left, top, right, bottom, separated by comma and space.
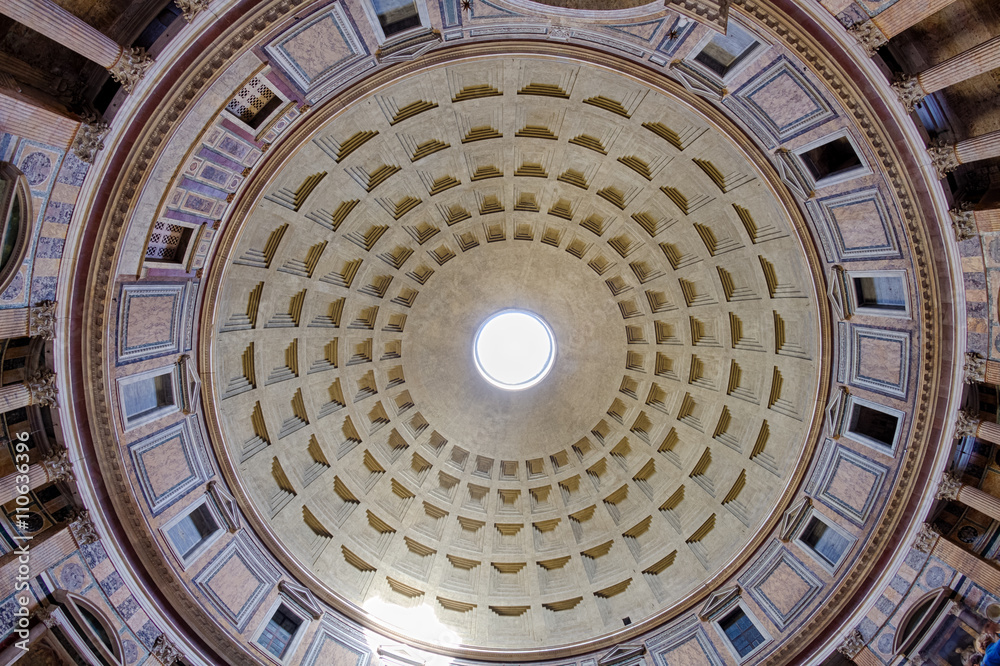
473, 309, 556, 390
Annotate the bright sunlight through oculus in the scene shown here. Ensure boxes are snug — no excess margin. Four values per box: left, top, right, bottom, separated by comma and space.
473, 310, 555, 391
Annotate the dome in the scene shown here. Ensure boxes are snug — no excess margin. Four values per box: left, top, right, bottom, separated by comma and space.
3, 0, 996, 663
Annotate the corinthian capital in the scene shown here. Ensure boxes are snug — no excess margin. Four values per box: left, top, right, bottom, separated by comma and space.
936, 472, 963, 501
847, 19, 888, 56
928, 141, 960, 179
27, 370, 57, 408
42, 449, 74, 483
892, 75, 925, 112
151, 634, 182, 664
963, 351, 987, 383
72, 116, 110, 165
29, 300, 57, 340
913, 523, 941, 553
175, 0, 210, 21
950, 205, 977, 241
68, 509, 99, 545
955, 410, 980, 438
109, 47, 153, 94
837, 629, 865, 659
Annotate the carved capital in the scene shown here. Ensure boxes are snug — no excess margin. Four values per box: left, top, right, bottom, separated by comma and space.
27, 370, 57, 408
174, 0, 210, 21
32, 604, 57, 628
955, 410, 981, 438
29, 300, 57, 340
914, 523, 941, 554
71, 116, 110, 165
69, 509, 99, 545
936, 472, 963, 501
42, 449, 74, 483
151, 634, 182, 664
837, 629, 865, 659
928, 142, 960, 179
109, 47, 153, 94
892, 75, 925, 112
950, 207, 978, 241
964, 352, 987, 383
847, 19, 888, 56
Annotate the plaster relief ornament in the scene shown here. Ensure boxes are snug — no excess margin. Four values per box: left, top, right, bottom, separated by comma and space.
27, 369, 57, 408
963, 351, 987, 383
837, 629, 865, 659
847, 19, 888, 56
108, 47, 154, 94
72, 116, 110, 165
936, 472, 963, 501
28, 300, 57, 340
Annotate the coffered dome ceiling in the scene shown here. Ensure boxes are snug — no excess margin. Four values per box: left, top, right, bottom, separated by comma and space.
206, 57, 826, 649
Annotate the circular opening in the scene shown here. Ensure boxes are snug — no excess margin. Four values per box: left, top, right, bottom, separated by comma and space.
474, 310, 555, 390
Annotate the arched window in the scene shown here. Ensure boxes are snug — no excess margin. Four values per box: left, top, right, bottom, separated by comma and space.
55, 592, 125, 665
892, 587, 952, 655
0, 162, 33, 294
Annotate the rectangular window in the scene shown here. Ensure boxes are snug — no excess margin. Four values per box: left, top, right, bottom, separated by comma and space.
800, 136, 863, 183
720, 608, 766, 658
800, 516, 851, 568
257, 606, 303, 659
694, 26, 759, 78
372, 0, 421, 36
848, 403, 899, 449
167, 503, 219, 560
853, 276, 906, 311
122, 372, 174, 422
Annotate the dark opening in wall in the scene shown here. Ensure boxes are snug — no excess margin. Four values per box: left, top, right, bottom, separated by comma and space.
801, 136, 863, 182
848, 403, 899, 449
853, 275, 906, 311
693, 25, 759, 77
374, 0, 422, 36
168, 502, 219, 559
800, 516, 850, 567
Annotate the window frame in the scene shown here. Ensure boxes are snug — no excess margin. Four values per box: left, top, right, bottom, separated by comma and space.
843, 394, 905, 456
360, 0, 431, 44
117, 364, 182, 431
160, 495, 225, 569
846, 269, 911, 319
0, 163, 33, 297
712, 601, 772, 663
792, 129, 872, 190
794, 509, 856, 573
223, 67, 292, 140
685, 21, 767, 84
251, 598, 310, 664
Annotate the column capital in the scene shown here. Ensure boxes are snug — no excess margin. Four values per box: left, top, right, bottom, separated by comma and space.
936, 472, 963, 501
914, 523, 942, 553
964, 351, 987, 383
837, 629, 865, 659
955, 409, 980, 438
109, 47, 153, 94
72, 116, 110, 165
26, 369, 57, 408
41, 449, 74, 483
175, 0, 210, 21
28, 300, 57, 340
31, 604, 57, 628
892, 75, 925, 112
950, 205, 977, 241
928, 141, 960, 178
151, 634, 182, 664
848, 19, 888, 57
68, 509, 99, 545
